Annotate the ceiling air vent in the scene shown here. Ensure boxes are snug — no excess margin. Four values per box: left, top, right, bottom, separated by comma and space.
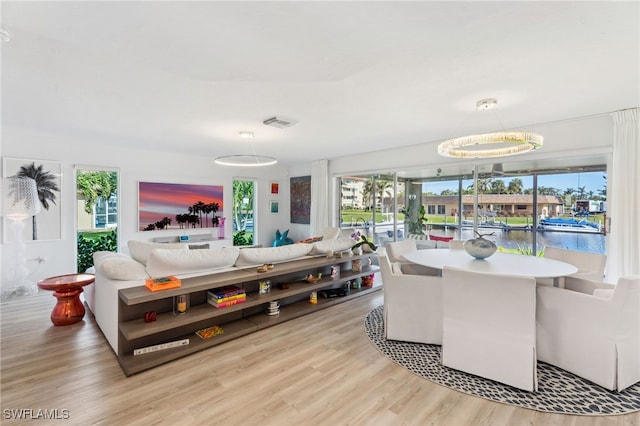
263, 117, 295, 128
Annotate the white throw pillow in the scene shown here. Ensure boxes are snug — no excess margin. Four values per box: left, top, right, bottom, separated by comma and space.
93, 250, 126, 264
95, 254, 150, 281
235, 244, 313, 266
127, 240, 188, 265
146, 247, 241, 277
309, 238, 354, 255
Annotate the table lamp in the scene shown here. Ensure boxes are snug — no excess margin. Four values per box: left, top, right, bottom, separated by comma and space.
2, 177, 41, 297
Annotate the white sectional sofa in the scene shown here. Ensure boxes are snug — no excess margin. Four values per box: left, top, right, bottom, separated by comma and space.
85, 238, 355, 353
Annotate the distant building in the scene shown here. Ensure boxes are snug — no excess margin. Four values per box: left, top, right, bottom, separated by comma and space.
423, 194, 564, 217
340, 177, 366, 209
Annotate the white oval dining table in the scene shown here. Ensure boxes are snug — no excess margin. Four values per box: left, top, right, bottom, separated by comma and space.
402, 249, 578, 287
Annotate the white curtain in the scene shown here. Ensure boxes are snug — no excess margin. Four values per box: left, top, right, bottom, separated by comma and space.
310, 159, 329, 236
608, 108, 639, 282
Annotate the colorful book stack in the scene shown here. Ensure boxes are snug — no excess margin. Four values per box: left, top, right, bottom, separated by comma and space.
207, 286, 247, 308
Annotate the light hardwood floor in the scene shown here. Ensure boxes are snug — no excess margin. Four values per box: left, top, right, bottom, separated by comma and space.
1, 290, 638, 426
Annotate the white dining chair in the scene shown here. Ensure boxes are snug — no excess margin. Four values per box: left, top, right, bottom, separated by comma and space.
386, 239, 439, 276
543, 246, 607, 281
449, 239, 465, 250
379, 251, 443, 344
536, 275, 640, 391
442, 266, 538, 391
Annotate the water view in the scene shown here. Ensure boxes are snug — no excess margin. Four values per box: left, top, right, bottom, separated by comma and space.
368, 224, 606, 255
435, 228, 606, 254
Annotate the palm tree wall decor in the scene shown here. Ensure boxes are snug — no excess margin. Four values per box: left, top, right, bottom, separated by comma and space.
7, 160, 61, 241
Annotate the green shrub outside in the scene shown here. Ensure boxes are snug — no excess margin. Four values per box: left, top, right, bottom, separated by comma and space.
77, 229, 118, 272
233, 230, 253, 246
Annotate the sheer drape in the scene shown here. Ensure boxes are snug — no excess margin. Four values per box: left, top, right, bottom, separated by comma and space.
608, 108, 639, 281
310, 159, 329, 236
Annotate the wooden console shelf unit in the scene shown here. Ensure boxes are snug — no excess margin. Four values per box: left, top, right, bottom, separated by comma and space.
117, 253, 380, 375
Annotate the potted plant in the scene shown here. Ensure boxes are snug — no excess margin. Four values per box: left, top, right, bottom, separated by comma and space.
351, 231, 378, 253
400, 204, 428, 236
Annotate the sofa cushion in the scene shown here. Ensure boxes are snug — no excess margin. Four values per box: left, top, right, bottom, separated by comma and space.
309, 238, 354, 255
235, 244, 313, 266
128, 240, 188, 265
146, 247, 241, 277
93, 251, 150, 281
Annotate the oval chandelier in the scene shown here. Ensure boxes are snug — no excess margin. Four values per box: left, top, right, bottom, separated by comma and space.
438, 131, 543, 159
438, 98, 543, 159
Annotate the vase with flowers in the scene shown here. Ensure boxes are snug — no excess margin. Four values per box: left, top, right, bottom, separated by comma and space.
351, 231, 378, 254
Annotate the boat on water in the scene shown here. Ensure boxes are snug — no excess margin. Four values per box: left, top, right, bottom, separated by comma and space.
537, 218, 602, 234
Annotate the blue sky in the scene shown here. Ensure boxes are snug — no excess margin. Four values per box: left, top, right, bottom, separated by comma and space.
423, 172, 606, 197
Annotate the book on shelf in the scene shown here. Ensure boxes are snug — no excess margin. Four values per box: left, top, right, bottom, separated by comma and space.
208, 298, 246, 308
145, 276, 181, 291
133, 338, 189, 355
207, 285, 245, 298
207, 292, 246, 303
195, 325, 224, 339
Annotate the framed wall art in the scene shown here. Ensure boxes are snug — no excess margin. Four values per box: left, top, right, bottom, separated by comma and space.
290, 175, 311, 224
270, 181, 279, 195
3, 157, 62, 242
138, 182, 223, 231
270, 200, 279, 214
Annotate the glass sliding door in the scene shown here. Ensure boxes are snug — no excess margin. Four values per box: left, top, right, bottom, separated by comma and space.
535, 170, 607, 255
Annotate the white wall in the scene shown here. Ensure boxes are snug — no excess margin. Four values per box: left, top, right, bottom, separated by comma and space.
0, 113, 619, 289
328, 114, 614, 176
1, 127, 308, 289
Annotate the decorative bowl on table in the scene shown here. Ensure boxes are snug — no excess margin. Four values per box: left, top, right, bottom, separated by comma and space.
463, 232, 497, 260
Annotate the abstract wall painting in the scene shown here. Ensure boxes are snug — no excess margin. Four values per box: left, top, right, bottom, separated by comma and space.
290, 176, 311, 224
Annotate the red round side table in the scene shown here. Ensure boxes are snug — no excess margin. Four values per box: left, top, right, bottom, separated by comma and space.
37, 273, 95, 326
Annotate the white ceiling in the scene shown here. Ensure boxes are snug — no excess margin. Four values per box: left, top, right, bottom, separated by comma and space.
2, 1, 638, 168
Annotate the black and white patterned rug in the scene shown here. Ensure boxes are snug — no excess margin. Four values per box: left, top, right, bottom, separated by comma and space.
364, 305, 640, 415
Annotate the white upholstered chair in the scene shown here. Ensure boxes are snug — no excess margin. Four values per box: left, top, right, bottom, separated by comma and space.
379, 251, 443, 344
543, 246, 607, 281
386, 239, 439, 276
449, 239, 465, 250
536, 275, 640, 391
442, 266, 538, 391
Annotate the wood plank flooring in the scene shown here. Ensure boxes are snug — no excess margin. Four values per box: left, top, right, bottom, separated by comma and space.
1, 290, 638, 426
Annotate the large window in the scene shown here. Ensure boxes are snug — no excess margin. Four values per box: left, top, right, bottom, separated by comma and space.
339, 174, 399, 243
75, 166, 119, 272
232, 179, 256, 246
338, 164, 607, 256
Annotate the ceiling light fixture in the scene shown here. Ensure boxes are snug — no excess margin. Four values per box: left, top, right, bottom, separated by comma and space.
438, 98, 543, 159
214, 155, 277, 167
214, 131, 277, 167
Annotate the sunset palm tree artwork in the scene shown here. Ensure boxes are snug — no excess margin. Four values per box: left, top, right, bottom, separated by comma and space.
138, 182, 223, 232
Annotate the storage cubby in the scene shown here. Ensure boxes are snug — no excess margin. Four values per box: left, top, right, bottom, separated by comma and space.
117, 253, 380, 375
